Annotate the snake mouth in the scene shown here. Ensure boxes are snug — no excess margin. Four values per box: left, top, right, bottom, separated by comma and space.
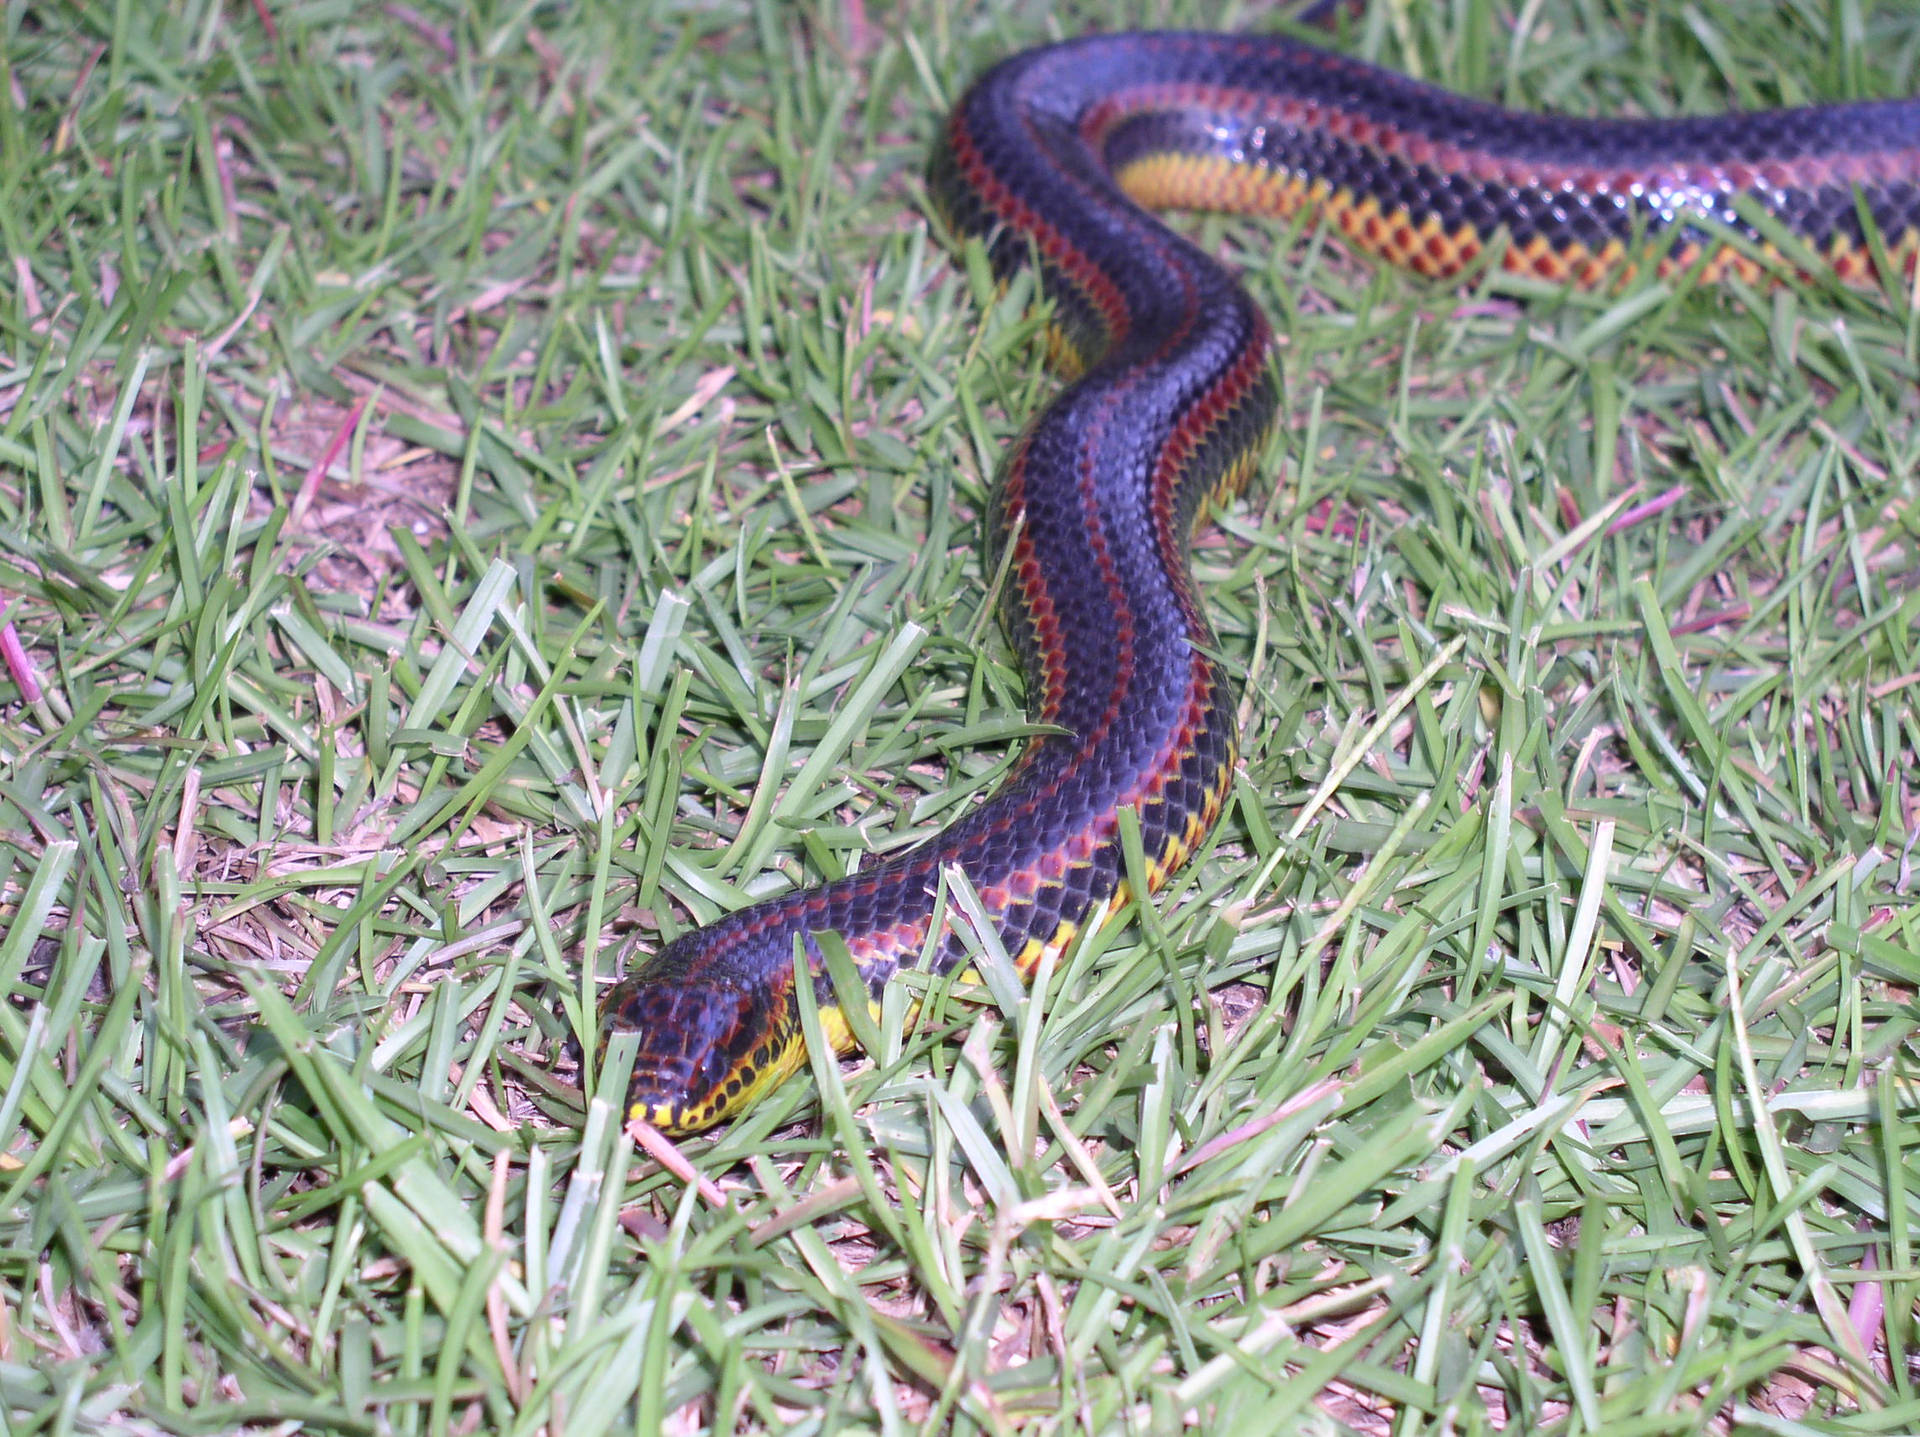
603, 972, 801, 1134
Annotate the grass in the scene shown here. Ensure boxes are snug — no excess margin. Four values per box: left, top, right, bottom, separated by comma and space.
3, 0, 1920, 1430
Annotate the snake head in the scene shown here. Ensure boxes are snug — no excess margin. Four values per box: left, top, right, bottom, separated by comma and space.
602, 968, 806, 1135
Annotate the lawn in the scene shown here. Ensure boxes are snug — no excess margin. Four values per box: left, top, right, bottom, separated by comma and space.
4, 0, 1920, 1432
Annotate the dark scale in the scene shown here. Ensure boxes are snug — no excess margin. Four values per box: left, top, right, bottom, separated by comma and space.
606, 28, 1920, 1133
1086, 34, 1920, 259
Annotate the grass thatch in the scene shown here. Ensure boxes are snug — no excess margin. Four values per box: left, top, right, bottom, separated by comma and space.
4, 0, 1920, 1431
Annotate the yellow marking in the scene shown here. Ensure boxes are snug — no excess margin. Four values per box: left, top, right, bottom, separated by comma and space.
639, 736, 1244, 1134
1116, 149, 1920, 291
1210, 432, 1275, 507
1116, 151, 1316, 221
1044, 321, 1093, 378
1012, 896, 1116, 979
631, 1029, 812, 1135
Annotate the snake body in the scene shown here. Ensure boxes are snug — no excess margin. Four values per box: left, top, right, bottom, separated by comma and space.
606, 29, 1920, 1134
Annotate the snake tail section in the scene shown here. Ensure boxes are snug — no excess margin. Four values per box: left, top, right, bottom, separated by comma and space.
605, 30, 1920, 1134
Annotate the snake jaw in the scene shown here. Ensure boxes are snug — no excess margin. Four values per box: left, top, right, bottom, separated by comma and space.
603, 970, 804, 1134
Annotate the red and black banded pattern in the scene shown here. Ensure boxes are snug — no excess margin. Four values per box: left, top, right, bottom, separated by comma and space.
605, 30, 1920, 1134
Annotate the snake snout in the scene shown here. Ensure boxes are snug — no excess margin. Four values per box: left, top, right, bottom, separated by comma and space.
603, 970, 798, 1133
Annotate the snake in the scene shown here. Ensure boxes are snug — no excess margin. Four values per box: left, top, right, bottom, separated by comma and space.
603, 26, 1920, 1134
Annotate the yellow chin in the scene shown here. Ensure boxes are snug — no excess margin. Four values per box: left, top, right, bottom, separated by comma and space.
628, 1031, 811, 1135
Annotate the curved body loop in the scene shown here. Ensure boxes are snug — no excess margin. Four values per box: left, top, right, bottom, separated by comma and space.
606, 31, 1920, 1133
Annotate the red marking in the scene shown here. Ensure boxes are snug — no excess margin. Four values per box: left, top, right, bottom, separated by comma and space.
698, 45, 1920, 1003
946, 114, 1129, 340
848, 918, 931, 964
1076, 75, 1920, 249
